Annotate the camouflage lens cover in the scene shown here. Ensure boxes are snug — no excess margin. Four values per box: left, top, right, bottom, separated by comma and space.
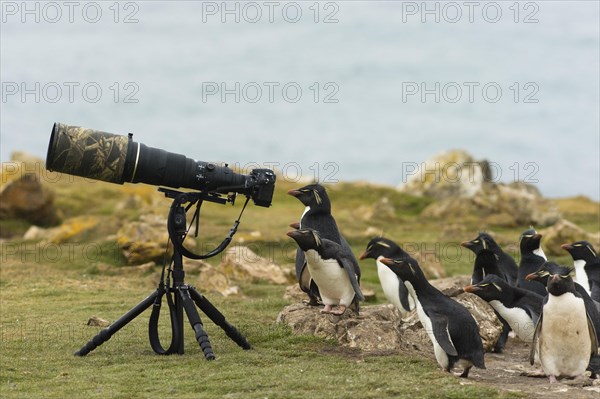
46, 123, 131, 184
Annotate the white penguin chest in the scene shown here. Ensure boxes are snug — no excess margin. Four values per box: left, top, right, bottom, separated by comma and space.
489, 300, 535, 342
533, 247, 547, 260
539, 293, 591, 377
376, 258, 413, 314
573, 260, 591, 295
305, 249, 354, 306
299, 206, 310, 227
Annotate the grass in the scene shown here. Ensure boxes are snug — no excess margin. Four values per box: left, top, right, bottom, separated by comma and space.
1, 172, 597, 398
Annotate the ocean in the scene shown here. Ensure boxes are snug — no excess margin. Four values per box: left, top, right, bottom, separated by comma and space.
1, 1, 599, 199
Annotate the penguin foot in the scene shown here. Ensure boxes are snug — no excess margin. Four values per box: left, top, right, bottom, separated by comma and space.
320, 305, 346, 315
320, 305, 334, 314
520, 369, 546, 378
459, 366, 472, 378
548, 375, 558, 384
330, 305, 346, 316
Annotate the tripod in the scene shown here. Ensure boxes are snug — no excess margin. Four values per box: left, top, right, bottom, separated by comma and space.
75, 189, 251, 360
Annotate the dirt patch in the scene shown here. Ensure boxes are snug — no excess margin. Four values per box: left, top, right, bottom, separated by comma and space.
460, 338, 599, 398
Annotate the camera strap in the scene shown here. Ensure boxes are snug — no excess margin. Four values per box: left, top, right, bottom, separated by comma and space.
148, 263, 181, 355
168, 194, 251, 260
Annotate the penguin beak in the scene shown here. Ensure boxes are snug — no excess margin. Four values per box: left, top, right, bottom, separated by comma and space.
287, 189, 301, 197
286, 230, 300, 239
532, 233, 542, 240
359, 251, 368, 260
550, 274, 560, 283
463, 285, 480, 293
561, 243, 573, 251
289, 222, 300, 229
525, 272, 538, 281
461, 241, 472, 248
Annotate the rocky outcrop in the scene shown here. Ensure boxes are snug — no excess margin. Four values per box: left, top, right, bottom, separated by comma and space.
277, 303, 404, 352
541, 219, 600, 256
23, 216, 99, 244
116, 214, 170, 265
186, 259, 241, 297
422, 181, 560, 227
398, 150, 493, 200
0, 173, 60, 226
278, 275, 502, 354
398, 150, 561, 227
220, 246, 294, 285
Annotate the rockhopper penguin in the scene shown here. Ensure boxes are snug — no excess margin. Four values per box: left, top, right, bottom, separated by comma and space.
462, 232, 518, 286
529, 266, 598, 383
562, 241, 600, 304
359, 237, 415, 316
287, 229, 364, 315
516, 229, 548, 296
464, 275, 542, 343
462, 232, 520, 352
380, 257, 485, 378
288, 184, 359, 305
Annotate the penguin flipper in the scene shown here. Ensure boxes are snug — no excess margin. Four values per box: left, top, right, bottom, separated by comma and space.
340, 235, 361, 281
530, 312, 543, 365
587, 311, 599, 356
429, 312, 458, 357
398, 282, 412, 312
337, 252, 365, 302
523, 304, 541, 326
295, 248, 306, 282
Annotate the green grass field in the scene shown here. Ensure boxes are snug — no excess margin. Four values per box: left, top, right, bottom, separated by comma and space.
1, 175, 597, 398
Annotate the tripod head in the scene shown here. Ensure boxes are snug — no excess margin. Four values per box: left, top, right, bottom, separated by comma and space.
161, 187, 250, 260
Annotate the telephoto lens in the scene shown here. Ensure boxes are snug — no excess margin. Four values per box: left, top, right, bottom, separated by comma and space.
46, 122, 275, 206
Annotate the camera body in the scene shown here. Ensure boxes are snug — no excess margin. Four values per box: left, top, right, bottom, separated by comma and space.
46, 123, 276, 207
245, 169, 276, 208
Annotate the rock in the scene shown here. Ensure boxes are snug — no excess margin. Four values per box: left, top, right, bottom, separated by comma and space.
182, 258, 212, 274
284, 284, 307, 301
195, 263, 240, 297
0, 173, 60, 226
116, 214, 170, 265
23, 216, 99, 244
220, 245, 293, 285
355, 197, 396, 221
413, 251, 447, 280
87, 316, 110, 327
362, 288, 377, 302
398, 150, 492, 200
430, 275, 471, 297
277, 303, 404, 352
541, 219, 599, 256
422, 181, 560, 227
118, 261, 156, 275
277, 292, 502, 354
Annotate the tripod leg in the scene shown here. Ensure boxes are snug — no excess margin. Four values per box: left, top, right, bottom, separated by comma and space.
178, 286, 215, 360
75, 290, 159, 356
189, 287, 252, 350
